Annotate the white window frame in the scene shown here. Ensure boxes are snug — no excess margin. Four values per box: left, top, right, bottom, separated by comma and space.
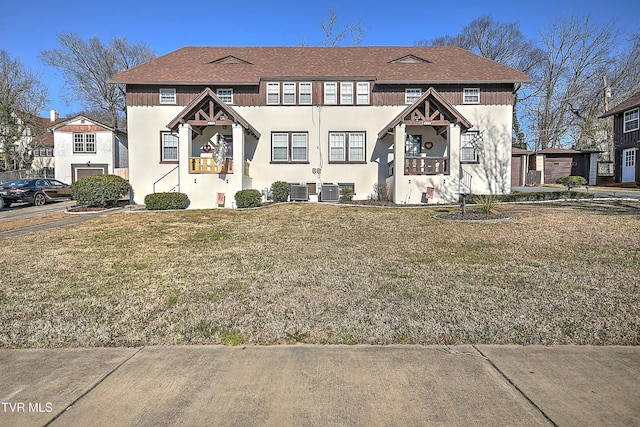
216, 88, 233, 104
405, 134, 422, 157
299, 82, 312, 105
271, 132, 309, 163
291, 133, 309, 162
329, 131, 366, 163
283, 82, 296, 105
159, 88, 176, 104
73, 133, 96, 153
324, 82, 337, 105
461, 131, 480, 162
405, 88, 422, 104
624, 108, 639, 132
349, 132, 365, 162
267, 82, 280, 105
356, 82, 370, 105
463, 88, 480, 104
329, 132, 346, 162
340, 82, 354, 105
161, 132, 179, 162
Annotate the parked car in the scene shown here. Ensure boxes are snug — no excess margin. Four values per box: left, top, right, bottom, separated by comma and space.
0, 179, 71, 209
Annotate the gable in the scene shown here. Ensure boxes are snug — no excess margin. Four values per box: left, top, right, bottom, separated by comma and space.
209, 55, 253, 65
389, 54, 431, 64
167, 88, 260, 138
378, 87, 472, 139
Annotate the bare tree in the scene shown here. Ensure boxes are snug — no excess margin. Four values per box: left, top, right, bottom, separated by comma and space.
417, 16, 543, 148
526, 15, 617, 150
313, 7, 368, 47
40, 33, 155, 130
0, 50, 48, 170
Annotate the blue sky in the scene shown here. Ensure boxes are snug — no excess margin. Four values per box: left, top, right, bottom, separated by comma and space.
2, 0, 639, 116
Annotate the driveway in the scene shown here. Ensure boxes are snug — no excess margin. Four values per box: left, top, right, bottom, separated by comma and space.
0, 200, 124, 239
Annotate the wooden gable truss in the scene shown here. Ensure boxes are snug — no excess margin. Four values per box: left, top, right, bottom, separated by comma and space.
167, 88, 260, 139
378, 87, 472, 139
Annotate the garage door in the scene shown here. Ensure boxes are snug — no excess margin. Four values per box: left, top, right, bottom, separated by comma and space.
75, 168, 105, 181
511, 156, 522, 187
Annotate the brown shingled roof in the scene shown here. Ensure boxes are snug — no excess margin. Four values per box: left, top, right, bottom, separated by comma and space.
111, 46, 531, 85
600, 90, 640, 118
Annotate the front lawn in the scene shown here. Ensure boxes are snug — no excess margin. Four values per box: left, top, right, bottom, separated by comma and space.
0, 201, 638, 347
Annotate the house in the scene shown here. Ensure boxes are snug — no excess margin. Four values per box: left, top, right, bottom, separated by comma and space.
527, 148, 599, 186
0, 110, 64, 174
30, 110, 66, 176
52, 116, 128, 184
599, 91, 640, 185
110, 46, 530, 208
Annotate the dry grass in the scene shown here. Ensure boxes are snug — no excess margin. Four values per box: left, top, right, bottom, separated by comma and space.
0, 211, 67, 233
0, 200, 638, 348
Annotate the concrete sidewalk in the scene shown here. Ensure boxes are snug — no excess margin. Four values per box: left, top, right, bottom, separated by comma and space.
1, 345, 638, 426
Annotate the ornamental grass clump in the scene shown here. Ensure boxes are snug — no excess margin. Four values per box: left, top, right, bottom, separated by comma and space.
70, 174, 130, 208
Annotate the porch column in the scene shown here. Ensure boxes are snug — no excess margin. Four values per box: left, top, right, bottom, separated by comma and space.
229, 124, 245, 204
448, 123, 461, 194
178, 123, 192, 194
393, 124, 406, 204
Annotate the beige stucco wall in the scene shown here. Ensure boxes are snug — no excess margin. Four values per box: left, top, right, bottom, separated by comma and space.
456, 105, 514, 195
126, 102, 513, 209
236, 105, 404, 202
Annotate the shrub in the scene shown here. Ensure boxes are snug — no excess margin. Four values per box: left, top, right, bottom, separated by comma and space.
234, 189, 262, 208
70, 174, 131, 208
271, 181, 290, 202
371, 182, 390, 202
556, 176, 587, 190
144, 192, 189, 210
340, 187, 354, 202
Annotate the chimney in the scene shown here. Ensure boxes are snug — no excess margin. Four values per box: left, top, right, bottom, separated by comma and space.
50, 109, 59, 122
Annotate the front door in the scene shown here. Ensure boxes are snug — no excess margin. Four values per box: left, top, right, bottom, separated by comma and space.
622, 148, 636, 182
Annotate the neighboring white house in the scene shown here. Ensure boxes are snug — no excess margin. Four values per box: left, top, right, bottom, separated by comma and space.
110, 46, 530, 208
52, 116, 128, 184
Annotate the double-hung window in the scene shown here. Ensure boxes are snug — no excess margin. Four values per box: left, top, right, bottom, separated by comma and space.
267, 82, 280, 105
463, 88, 480, 104
329, 132, 366, 163
160, 88, 176, 104
461, 131, 480, 162
340, 82, 354, 104
216, 88, 233, 104
271, 132, 309, 163
624, 108, 639, 132
405, 88, 422, 104
356, 82, 370, 105
73, 133, 96, 153
283, 82, 296, 105
161, 132, 179, 162
299, 82, 312, 105
324, 82, 337, 104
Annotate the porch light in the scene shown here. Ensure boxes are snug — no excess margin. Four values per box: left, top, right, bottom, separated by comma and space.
414, 114, 420, 121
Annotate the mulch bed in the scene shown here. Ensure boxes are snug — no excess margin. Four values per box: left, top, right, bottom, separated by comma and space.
434, 212, 511, 221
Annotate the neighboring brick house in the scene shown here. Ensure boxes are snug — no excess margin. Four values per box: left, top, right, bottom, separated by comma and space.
600, 91, 640, 185
111, 46, 530, 208
52, 116, 128, 184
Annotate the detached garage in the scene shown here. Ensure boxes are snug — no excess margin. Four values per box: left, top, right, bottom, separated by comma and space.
529, 148, 599, 186
52, 116, 128, 184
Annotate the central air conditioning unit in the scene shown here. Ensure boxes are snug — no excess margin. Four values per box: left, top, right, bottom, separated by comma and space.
289, 184, 309, 201
320, 184, 340, 202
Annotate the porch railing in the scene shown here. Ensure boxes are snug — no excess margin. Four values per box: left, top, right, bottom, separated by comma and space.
404, 157, 449, 175
189, 157, 233, 174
